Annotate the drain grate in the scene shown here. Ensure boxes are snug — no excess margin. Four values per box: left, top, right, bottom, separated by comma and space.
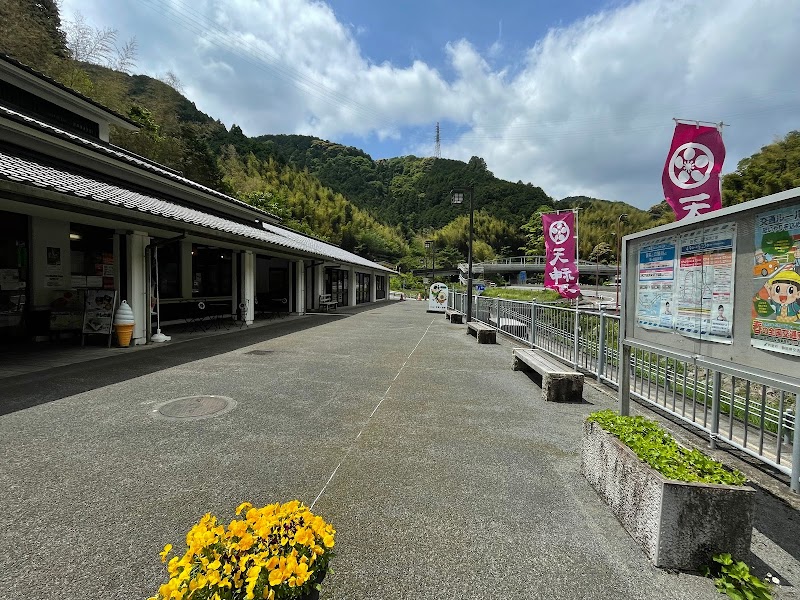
245, 350, 274, 355
152, 395, 236, 421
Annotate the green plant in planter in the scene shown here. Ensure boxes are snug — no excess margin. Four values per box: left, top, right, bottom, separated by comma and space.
702, 553, 774, 600
587, 410, 746, 485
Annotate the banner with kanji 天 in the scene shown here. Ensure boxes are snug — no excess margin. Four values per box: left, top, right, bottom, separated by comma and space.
543, 211, 580, 299
662, 123, 725, 221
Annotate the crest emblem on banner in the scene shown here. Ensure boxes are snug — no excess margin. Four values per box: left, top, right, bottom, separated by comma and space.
542, 211, 581, 299
662, 123, 725, 220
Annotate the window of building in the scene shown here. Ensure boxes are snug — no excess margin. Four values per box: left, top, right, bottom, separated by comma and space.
376, 275, 385, 299
69, 223, 114, 290
356, 272, 371, 304
191, 245, 232, 297
325, 268, 349, 307
0, 211, 28, 338
154, 241, 180, 299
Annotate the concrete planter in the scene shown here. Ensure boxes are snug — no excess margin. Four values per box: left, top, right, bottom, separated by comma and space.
581, 420, 755, 570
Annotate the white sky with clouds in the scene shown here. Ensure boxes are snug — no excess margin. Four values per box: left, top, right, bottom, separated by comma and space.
60, 0, 800, 209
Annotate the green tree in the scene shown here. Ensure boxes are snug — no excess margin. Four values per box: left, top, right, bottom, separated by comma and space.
723, 131, 800, 206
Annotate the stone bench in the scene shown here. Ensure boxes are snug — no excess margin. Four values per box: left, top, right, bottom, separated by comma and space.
445, 308, 464, 324
512, 347, 583, 402
467, 321, 496, 344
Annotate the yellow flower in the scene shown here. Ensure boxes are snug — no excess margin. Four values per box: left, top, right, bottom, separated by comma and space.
228, 519, 248, 538
236, 501, 253, 515
159, 544, 173, 563
323, 534, 335, 548
268, 568, 283, 587
167, 556, 180, 576
239, 531, 255, 551
207, 570, 221, 586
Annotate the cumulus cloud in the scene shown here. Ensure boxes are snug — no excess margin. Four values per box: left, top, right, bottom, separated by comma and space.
61, 0, 800, 208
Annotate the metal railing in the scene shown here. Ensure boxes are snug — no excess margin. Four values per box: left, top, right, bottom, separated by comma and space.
448, 290, 798, 492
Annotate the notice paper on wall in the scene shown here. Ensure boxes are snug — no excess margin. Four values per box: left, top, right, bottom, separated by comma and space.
675, 223, 735, 344
635, 236, 677, 332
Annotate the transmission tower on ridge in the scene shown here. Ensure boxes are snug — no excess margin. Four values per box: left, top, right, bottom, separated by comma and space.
434, 122, 441, 159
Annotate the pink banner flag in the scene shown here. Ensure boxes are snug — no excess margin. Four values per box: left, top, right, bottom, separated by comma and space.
543, 211, 581, 299
662, 122, 725, 220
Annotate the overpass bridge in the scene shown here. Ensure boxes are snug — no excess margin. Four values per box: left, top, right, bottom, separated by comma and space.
413, 256, 618, 285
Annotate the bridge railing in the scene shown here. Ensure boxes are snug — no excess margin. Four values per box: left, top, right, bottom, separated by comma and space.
448, 290, 798, 491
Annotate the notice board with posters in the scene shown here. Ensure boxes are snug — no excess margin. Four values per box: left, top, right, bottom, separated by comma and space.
621, 187, 800, 378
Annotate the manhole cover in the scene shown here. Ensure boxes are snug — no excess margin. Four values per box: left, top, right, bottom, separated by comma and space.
246, 350, 274, 355
152, 395, 236, 421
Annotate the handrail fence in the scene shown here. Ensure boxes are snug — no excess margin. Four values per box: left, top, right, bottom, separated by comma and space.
448, 290, 799, 492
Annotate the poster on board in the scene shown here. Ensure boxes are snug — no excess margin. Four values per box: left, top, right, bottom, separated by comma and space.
674, 223, 735, 343
635, 236, 676, 331
82, 289, 116, 336
752, 204, 800, 356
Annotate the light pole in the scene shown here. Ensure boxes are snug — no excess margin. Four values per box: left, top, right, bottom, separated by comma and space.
425, 239, 435, 284
451, 186, 474, 322
616, 213, 628, 310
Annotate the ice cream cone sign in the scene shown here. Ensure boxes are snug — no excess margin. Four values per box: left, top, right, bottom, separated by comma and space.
114, 300, 135, 347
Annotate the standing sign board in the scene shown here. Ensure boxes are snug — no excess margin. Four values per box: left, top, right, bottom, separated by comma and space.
82, 289, 117, 347
428, 282, 448, 313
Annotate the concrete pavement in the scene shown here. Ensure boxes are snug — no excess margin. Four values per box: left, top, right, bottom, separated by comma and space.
0, 300, 796, 599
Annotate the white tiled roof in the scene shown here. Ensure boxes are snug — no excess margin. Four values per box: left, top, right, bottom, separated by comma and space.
0, 103, 275, 218
0, 149, 391, 272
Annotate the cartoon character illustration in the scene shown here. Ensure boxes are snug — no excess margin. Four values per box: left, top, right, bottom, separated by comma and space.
762, 271, 800, 323
663, 301, 672, 316
753, 249, 780, 277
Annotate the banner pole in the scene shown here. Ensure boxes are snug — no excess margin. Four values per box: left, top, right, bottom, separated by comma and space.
573, 208, 580, 369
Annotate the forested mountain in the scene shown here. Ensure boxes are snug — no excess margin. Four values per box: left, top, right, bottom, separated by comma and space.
1, 1, 797, 270
723, 131, 800, 206
254, 135, 551, 231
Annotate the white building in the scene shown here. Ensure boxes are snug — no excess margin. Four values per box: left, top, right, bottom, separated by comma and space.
0, 54, 392, 346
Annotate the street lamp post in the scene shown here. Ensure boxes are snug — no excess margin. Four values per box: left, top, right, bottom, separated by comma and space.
450, 186, 474, 322
616, 213, 628, 310
425, 239, 435, 284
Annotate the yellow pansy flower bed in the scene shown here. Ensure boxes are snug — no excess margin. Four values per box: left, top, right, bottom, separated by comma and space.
149, 500, 335, 600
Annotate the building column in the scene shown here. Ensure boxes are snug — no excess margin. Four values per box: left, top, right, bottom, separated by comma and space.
243, 251, 255, 324
295, 259, 305, 315
315, 264, 325, 309
126, 231, 150, 345
370, 271, 377, 303
349, 267, 356, 307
